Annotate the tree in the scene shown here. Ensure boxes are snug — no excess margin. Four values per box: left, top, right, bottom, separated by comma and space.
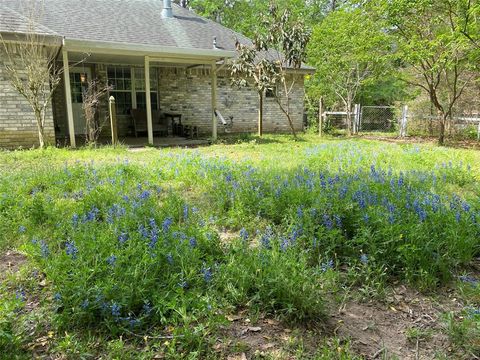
308, 8, 393, 135
230, 43, 278, 136
82, 80, 113, 146
256, 4, 311, 138
376, 0, 476, 145
0, 1, 62, 148
188, 0, 328, 38
230, 3, 310, 138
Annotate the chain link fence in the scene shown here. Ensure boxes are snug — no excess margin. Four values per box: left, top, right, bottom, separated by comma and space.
359, 106, 398, 132
408, 111, 480, 140
320, 105, 480, 141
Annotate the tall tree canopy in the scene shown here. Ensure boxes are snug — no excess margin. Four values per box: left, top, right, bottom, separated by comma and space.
307, 8, 396, 132
372, 0, 477, 144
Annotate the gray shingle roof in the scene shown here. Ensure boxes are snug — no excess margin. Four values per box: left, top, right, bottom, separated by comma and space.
0, 5, 58, 36
0, 0, 249, 51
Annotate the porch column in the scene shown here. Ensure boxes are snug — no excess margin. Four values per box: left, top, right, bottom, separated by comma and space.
211, 61, 217, 140
145, 56, 153, 145
62, 50, 76, 148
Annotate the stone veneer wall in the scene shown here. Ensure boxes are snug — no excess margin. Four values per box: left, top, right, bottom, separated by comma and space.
52, 64, 306, 140
0, 47, 55, 148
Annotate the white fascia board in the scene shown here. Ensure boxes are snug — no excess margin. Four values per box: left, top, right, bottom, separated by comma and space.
63, 38, 236, 60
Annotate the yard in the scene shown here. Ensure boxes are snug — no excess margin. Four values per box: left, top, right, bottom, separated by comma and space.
1, 135, 479, 359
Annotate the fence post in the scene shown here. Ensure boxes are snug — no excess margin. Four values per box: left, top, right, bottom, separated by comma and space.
400, 105, 408, 138
318, 97, 323, 137
477, 121, 480, 141
109, 96, 118, 146
353, 104, 361, 134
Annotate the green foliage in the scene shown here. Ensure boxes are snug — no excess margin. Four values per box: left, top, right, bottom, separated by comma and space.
307, 8, 398, 113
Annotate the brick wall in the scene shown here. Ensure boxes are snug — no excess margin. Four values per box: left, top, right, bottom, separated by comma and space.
0, 47, 55, 148
159, 67, 305, 135
51, 63, 306, 141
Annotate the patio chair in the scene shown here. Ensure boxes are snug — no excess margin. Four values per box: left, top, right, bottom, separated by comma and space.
131, 109, 169, 137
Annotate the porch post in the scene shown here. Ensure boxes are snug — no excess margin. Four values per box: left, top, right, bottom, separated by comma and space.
62, 50, 76, 148
145, 56, 153, 145
211, 61, 217, 140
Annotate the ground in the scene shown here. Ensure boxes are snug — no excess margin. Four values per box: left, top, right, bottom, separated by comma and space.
0, 134, 479, 359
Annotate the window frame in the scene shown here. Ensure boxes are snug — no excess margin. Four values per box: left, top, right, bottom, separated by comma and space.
107, 66, 160, 114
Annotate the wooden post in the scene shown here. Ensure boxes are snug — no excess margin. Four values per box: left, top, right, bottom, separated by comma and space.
258, 91, 263, 137
318, 97, 323, 137
211, 61, 218, 140
62, 50, 76, 148
109, 96, 118, 146
145, 56, 153, 145
477, 121, 480, 141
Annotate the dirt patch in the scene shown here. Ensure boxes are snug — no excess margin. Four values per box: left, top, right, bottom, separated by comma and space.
328, 285, 463, 359
218, 285, 467, 359
0, 251, 28, 277
216, 313, 296, 359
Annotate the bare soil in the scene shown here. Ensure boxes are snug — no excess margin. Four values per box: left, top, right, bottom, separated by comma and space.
218, 286, 467, 359
0, 250, 27, 278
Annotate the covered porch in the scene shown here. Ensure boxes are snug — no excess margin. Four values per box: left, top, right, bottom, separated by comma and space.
56, 39, 234, 148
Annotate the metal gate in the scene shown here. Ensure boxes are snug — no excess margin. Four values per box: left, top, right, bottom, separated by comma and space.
359, 106, 398, 132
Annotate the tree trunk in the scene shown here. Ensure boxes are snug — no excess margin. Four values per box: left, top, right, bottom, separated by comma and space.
346, 101, 352, 136
258, 91, 263, 137
438, 112, 446, 146
35, 108, 45, 149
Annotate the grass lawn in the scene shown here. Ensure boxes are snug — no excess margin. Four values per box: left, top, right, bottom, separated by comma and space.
0, 135, 479, 359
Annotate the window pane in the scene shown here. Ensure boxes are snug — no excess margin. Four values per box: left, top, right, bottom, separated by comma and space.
136, 92, 157, 111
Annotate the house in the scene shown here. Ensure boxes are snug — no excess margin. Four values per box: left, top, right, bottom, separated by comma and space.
0, 0, 311, 148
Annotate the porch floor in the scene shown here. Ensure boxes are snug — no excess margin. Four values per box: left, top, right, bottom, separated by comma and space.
58, 136, 210, 148
118, 136, 210, 148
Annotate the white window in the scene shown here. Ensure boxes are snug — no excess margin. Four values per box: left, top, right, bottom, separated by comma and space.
107, 66, 159, 115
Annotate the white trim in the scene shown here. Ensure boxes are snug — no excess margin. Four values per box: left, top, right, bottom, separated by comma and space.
145, 56, 153, 145
62, 50, 76, 148
64, 38, 235, 59
130, 67, 137, 109
211, 61, 217, 140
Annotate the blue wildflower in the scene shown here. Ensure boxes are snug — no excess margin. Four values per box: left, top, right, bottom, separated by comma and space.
106, 255, 117, 266
459, 275, 478, 287
118, 232, 129, 244
40, 240, 49, 258
18, 225, 26, 233
178, 280, 188, 289
323, 214, 333, 230
72, 213, 79, 227
201, 265, 213, 283
110, 303, 121, 318
81, 300, 89, 309
53, 293, 62, 302
139, 190, 151, 200
360, 253, 369, 264
183, 204, 189, 220
239, 228, 249, 241
162, 217, 173, 233
65, 240, 78, 259
15, 289, 26, 301
166, 253, 174, 265
297, 206, 303, 218
320, 259, 334, 272
143, 302, 153, 315
189, 237, 197, 248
